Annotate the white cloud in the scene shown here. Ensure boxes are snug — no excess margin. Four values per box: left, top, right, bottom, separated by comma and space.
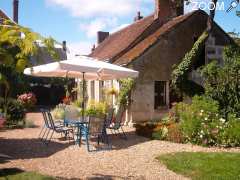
80, 17, 118, 38
46, 0, 153, 56
110, 23, 130, 33
68, 41, 93, 56
46, 0, 150, 18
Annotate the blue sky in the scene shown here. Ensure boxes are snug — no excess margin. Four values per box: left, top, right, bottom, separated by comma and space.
0, 0, 239, 55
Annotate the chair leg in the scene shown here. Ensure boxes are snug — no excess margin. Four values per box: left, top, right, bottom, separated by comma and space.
97, 135, 100, 146
86, 134, 90, 152
120, 126, 127, 140
46, 130, 54, 145
42, 128, 51, 142
41, 128, 48, 141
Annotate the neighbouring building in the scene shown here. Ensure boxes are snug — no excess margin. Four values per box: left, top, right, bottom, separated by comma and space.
89, 0, 233, 124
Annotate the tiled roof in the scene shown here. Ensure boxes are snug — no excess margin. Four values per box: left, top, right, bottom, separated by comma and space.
90, 10, 210, 65
0, 9, 10, 20
114, 11, 205, 65
90, 14, 156, 61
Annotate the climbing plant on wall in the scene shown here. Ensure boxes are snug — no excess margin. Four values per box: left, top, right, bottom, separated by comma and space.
118, 78, 135, 108
171, 31, 208, 96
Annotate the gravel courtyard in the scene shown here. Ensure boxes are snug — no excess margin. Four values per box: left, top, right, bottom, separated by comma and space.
0, 113, 240, 180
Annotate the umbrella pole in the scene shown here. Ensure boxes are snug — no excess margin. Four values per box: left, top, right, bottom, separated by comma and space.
82, 72, 85, 120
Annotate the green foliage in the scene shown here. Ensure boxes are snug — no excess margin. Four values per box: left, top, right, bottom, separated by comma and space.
24, 119, 36, 128
0, 97, 26, 125
178, 96, 221, 146
0, 20, 58, 69
118, 78, 134, 107
152, 126, 168, 140
72, 99, 83, 108
175, 96, 240, 147
201, 45, 240, 117
171, 32, 208, 96
218, 114, 240, 147
157, 152, 240, 180
0, 168, 55, 180
85, 100, 108, 118
51, 104, 66, 120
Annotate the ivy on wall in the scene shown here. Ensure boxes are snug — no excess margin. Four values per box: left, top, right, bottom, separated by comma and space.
118, 78, 134, 108
171, 31, 209, 96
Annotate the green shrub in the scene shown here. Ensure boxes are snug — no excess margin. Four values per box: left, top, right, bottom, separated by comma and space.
201, 45, 240, 117
52, 104, 66, 120
152, 126, 168, 140
0, 98, 26, 125
166, 123, 184, 143
85, 100, 108, 118
24, 119, 36, 128
72, 99, 83, 108
218, 114, 240, 147
179, 96, 221, 146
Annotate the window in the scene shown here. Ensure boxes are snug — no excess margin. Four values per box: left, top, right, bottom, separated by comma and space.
154, 81, 167, 109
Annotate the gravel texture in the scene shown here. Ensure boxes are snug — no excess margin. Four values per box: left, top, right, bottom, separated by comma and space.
0, 112, 240, 180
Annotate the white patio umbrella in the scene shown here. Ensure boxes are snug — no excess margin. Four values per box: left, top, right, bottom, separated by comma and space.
24, 56, 138, 80
24, 56, 139, 118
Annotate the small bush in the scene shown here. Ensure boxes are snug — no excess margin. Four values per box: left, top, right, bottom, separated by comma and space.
85, 100, 108, 118
72, 99, 82, 108
178, 96, 221, 146
0, 98, 26, 125
24, 119, 36, 128
52, 104, 66, 119
166, 123, 184, 143
218, 114, 240, 147
152, 126, 168, 140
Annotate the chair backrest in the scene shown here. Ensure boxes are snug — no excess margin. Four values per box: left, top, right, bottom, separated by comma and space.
40, 109, 50, 128
105, 108, 115, 128
88, 117, 105, 136
46, 110, 56, 130
114, 106, 125, 128
64, 105, 80, 121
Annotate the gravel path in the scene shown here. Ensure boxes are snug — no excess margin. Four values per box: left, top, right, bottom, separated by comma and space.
0, 113, 240, 180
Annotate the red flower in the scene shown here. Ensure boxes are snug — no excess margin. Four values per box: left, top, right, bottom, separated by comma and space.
62, 96, 71, 105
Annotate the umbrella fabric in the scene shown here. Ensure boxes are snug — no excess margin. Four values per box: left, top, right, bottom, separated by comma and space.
24, 56, 138, 80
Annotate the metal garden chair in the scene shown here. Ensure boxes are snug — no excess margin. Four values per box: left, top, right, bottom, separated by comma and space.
81, 116, 110, 152
45, 110, 74, 145
39, 109, 51, 141
107, 106, 127, 140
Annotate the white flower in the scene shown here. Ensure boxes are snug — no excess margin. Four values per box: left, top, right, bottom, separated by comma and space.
205, 117, 208, 121
200, 135, 203, 138
201, 110, 204, 113
219, 118, 226, 123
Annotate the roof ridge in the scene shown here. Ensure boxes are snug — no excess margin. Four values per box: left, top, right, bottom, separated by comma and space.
0, 9, 14, 22
110, 13, 154, 36
115, 10, 205, 64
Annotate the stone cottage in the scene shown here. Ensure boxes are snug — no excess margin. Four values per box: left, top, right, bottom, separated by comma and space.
89, 0, 233, 124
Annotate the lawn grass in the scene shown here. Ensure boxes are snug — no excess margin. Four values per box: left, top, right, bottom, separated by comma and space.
157, 152, 240, 180
0, 168, 55, 180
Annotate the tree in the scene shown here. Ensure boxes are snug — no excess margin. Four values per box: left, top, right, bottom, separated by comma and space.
0, 20, 58, 113
201, 45, 240, 118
